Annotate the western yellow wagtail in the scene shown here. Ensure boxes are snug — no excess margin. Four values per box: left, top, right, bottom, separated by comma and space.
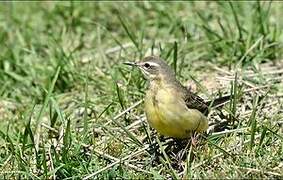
124, 56, 229, 139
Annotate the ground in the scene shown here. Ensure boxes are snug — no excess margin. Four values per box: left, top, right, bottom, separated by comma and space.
0, 1, 282, 179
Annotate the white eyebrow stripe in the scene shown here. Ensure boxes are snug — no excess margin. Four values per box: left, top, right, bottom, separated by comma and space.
147, 62, 159, 67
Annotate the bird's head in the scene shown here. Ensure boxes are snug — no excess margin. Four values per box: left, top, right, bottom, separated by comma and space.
124, 56, 175, 81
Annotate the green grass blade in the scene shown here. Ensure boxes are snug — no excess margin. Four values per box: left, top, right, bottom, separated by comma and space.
173, 41, 178, 74
258, 125, 267, 147
62, 118, 71, 163
35, 66, 61, 132
118, 14, 139, 52
249, 95, 259, 151
229, 1, 243, 41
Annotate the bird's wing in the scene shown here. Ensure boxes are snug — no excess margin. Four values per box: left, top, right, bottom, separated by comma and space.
184, 90, 209, 116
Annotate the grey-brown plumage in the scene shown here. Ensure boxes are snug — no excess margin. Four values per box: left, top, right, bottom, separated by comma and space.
184, 90, 209, 115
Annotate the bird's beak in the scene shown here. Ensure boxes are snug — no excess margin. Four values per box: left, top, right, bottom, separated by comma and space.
123, 62, 138, 67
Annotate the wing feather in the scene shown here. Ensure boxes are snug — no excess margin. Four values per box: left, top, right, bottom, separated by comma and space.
183, 88, 209, 116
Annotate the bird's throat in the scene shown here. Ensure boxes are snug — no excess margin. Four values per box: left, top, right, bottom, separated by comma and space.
148, 80, 161, 107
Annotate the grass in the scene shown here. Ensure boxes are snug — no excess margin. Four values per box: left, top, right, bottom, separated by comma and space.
0, 1, 283, 179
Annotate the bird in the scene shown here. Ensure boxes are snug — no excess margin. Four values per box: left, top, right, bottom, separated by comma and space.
124, 56, 229, 139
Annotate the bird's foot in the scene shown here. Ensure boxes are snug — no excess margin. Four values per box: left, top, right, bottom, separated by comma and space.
191, 136, 197, 147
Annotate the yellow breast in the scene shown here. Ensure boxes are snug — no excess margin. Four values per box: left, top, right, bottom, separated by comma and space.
144, 83, 208, 138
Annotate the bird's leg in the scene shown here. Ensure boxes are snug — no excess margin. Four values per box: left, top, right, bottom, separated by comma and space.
191, 132, 199, 147
176, 138, 191, 161
147, 135, 173, 166
172, 136, 196, 170
146, 136, 162, 165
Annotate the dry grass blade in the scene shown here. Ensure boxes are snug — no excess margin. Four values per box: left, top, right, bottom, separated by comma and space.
191, 134, 262, 170
234, 166, 282, 177
83, 146, 149, 179
93, 149, 152, 174
102, 100, 143, 126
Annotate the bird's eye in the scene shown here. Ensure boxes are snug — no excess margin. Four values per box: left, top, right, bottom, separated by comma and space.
144, 63, 150, 68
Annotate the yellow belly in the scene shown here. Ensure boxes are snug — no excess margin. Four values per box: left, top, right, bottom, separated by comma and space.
144, 87, 208, 138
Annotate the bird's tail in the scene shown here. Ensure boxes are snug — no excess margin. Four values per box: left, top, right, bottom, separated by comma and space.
206, 94, 232, 108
